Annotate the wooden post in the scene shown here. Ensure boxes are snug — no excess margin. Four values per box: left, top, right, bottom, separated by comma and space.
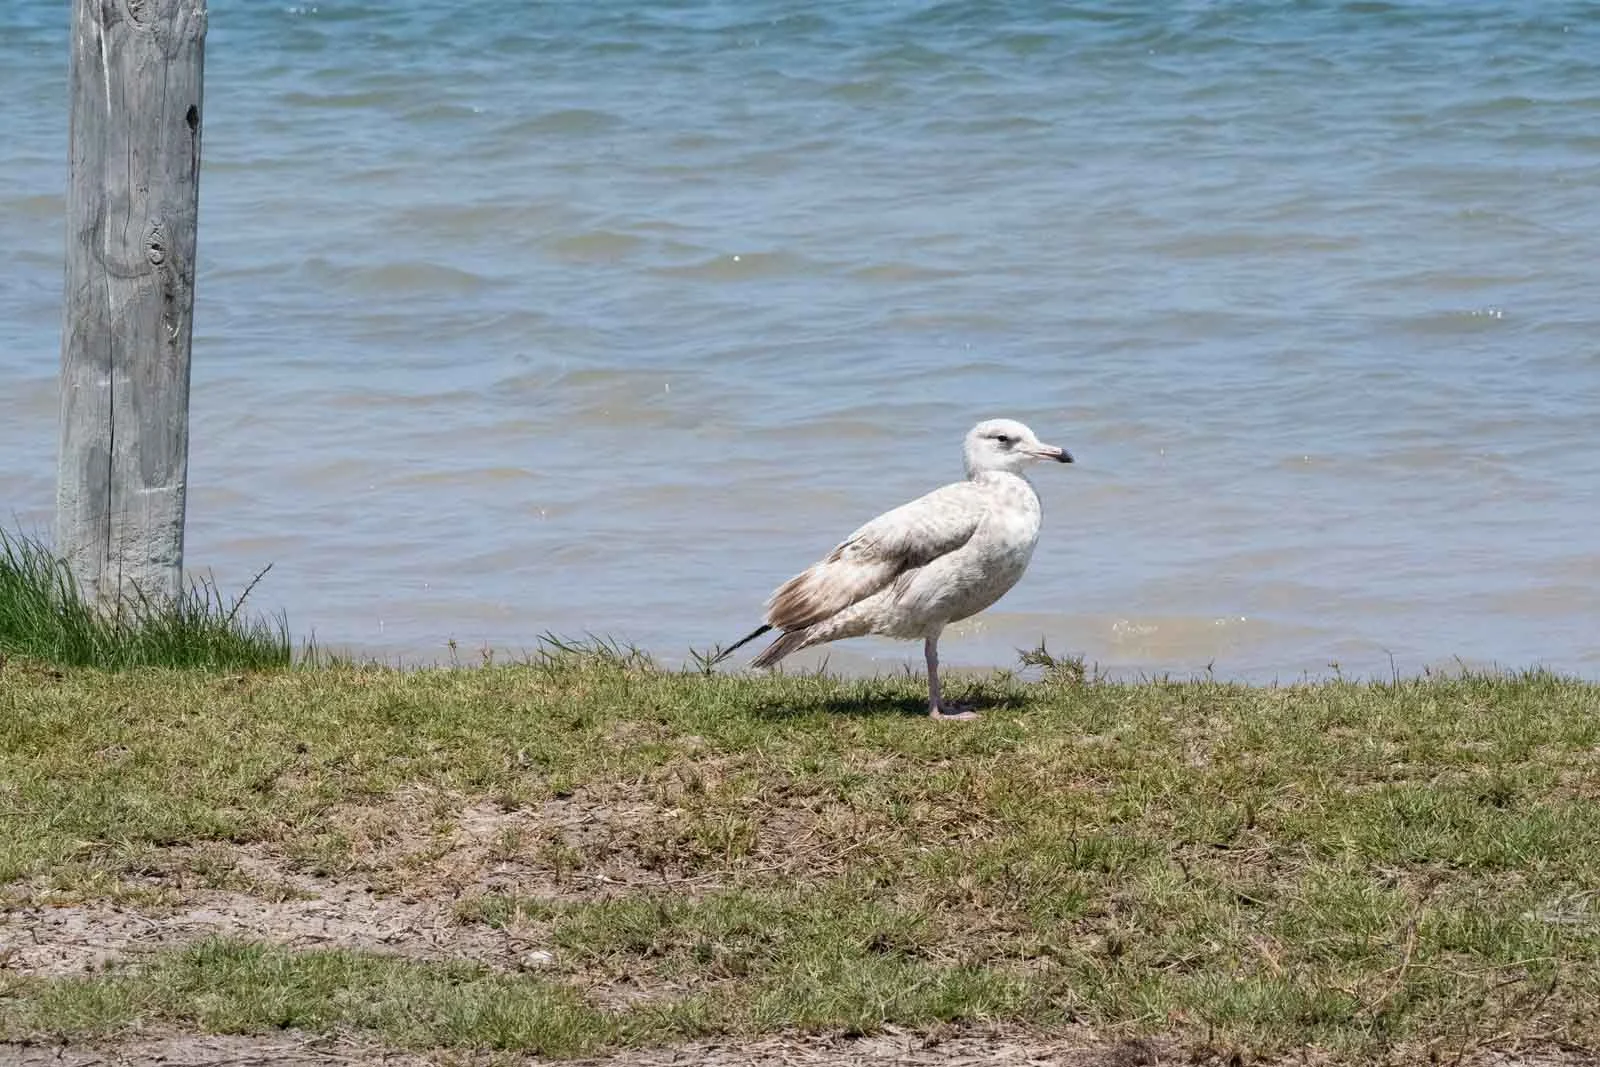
57, 0, 207, 609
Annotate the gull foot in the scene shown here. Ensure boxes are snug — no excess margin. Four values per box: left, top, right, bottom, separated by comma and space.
928, 703, 979, 722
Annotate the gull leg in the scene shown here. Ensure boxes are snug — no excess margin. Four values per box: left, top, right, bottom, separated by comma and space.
926, 634, 978, 721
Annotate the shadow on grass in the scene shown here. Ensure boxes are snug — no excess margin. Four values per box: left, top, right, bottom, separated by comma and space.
750, 687, 1028, 719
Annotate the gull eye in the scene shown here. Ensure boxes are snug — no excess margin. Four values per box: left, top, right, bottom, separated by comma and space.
994, 434, 1013, 446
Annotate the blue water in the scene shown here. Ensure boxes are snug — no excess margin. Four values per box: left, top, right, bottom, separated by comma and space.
3, 2, 1598, 679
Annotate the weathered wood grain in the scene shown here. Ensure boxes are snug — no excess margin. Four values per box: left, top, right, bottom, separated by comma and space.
57, 0, 207, 609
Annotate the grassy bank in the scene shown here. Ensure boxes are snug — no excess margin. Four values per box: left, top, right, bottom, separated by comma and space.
0, 530, 291, 670
2, 650, 1598, 1063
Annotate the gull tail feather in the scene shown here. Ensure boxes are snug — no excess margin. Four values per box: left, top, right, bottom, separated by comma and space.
710, 623, 772, 666
751, 627, 813, 670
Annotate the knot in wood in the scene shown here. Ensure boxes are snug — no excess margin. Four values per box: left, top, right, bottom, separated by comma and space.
146, 224, 167, 266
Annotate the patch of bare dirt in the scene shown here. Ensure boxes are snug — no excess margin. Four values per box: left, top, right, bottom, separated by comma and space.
0, 787, 835, 982
392, 788, 846, 900
0, 790, 637, 978
441, 796, 703, 898
576, 1030, 1180, 1067
0, 844, 546, 978
0, 1033, 432, 1067
3, 1030, 1595, 1067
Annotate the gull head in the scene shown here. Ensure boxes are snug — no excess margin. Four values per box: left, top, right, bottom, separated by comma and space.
963, 418, 1073, 477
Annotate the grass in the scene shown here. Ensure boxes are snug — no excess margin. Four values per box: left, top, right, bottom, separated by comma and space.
4, 939, 611, 1056
0, 529, 291, 670
1, 645, 1598, 1063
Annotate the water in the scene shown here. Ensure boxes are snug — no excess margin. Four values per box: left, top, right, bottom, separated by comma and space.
3, 1, 1598, 681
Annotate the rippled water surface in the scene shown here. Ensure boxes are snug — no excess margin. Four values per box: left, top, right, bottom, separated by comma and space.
3, 2, 1598, 679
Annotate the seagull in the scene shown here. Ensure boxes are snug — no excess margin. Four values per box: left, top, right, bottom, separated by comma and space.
717, 418, 1073, 720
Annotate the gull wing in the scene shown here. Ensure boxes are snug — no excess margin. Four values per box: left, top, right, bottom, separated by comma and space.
763, 480, 987, 632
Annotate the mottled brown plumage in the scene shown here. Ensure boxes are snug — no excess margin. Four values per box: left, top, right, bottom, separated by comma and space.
762, 480, 986, 632
749, 627, 811, 668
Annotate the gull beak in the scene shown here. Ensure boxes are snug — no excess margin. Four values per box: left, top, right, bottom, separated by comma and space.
1028, 444, 1073, 464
